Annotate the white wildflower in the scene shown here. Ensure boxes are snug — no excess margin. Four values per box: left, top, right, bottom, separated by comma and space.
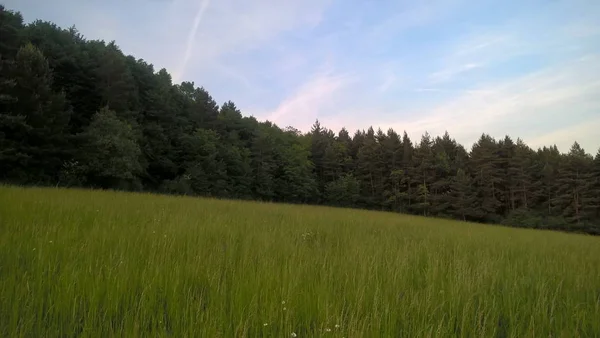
335, 324, 340, 328
283, 307, 287, 311
291, 333, 297, 337
325, 328, 331, 332
282, 300, 286, 305
263, 323, 268, 326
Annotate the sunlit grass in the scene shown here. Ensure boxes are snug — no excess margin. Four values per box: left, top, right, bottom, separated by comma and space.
1, 185, 599, 337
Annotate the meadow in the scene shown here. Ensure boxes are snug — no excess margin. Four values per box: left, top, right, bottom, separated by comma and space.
1, 186, 599, 337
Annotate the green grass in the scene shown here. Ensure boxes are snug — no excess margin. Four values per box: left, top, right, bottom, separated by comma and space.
1, 186, 599, 337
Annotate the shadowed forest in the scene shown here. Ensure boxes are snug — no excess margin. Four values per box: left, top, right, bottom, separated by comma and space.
1, 5, 599, 234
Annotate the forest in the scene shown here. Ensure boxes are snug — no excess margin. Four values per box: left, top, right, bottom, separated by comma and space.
1, 5, 599, 234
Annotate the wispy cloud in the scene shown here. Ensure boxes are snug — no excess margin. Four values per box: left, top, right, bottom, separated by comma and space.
262, 70, 355, 129
174, 0, 211, 82
364, 0, 460, 42
428, 63, 484, 84
378, 75, 397, 92
563, 21, 600, 38
366, 55, 600, 152
182, 0, 331, 66
527, 118, 600, 153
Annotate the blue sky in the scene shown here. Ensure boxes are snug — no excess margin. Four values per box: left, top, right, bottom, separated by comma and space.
5, 0, 600, 153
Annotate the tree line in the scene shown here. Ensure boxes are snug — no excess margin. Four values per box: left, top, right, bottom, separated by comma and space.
1, 5, 599, 234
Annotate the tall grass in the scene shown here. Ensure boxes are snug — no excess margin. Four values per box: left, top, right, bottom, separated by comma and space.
1, 186, 599, 337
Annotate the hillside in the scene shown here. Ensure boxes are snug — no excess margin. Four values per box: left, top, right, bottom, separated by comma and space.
1, 186, 599, 336
1, 5, 599, 233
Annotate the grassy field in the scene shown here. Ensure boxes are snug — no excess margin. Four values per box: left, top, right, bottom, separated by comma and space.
1, 186, 599, 337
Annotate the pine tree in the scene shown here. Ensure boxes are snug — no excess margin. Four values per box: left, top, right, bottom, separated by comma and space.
325, 173, 360, 207
380, 128, 404, 209
411, 133, 435, 214
469, 134, 502, 221
532, 145, 562, 217
0, 5, 24, 59
356, 127, 384, 208
385, 169, 408, 211
1, 43, 71, 182
251, 124, 278, 200
400, 132, 414, 207
590, 149, 600, 223
430, 132, 458, 216
96, 41, 138, 117
309, 120, 332, 198
415, 183, 430, 216
450, 168, 476, 221
507, 139, 535, 210
553, 142, 594, 226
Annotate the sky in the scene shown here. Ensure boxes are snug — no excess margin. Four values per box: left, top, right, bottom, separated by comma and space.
5, 0, 600, 154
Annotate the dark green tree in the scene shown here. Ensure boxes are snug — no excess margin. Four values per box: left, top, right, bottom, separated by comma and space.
0, 43, 71, 183
450, 168, 476, 221
325, 173, 360, 207
469, 134, 503, 221
553, 142, 594, 226
385, 169, 408, 211
0, 5, 24, 59
355, 127, 384, 208
411, 133, 435, 214
79, 107, 142, 189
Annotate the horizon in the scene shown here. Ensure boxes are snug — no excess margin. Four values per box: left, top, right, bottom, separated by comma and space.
4, 0, 599, 154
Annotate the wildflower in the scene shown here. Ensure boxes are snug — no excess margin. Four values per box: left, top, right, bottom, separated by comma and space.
335, 324, 340, 328
325, 328, 331, 332
49, 240, 53, 244
291, 333, 297, 337
263, 323, 268, 326
283, 307, 287, 311
282, 300, 286, 305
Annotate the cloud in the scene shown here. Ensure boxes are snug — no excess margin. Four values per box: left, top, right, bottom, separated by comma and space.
563, 21, 600, 38
428, 63, 484, 84
422, 31, 525, 86
364, 0, 460, 42
527, 118, 600, 154
378, 75, 397, 92
365, 55, 600, 152
181, 0, 332, 67
261, 70, 355, 129
169, 0, 338, 106
174, 0, 211, 82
